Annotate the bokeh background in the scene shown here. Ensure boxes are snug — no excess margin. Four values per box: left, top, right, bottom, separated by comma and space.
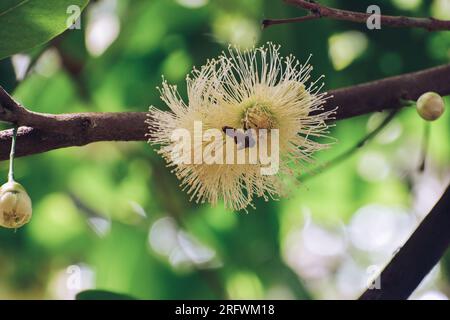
0, 0, 449, 300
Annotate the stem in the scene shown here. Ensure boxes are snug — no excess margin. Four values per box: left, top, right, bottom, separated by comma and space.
8, 126, 17, 182
300, 109, 398, 182
419, 121, 430, 172
262, 14, 320, 28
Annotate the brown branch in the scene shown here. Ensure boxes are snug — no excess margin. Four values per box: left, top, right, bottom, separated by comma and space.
327, 63, 450, 119
262, 0, 450, 31
0, 122, 146, 161
359, 184, 450, 300
262, 14, 320, 28
0, 63, 449, 160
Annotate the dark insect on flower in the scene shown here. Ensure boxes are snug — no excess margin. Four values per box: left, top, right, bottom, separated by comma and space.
222, 126, 256, 149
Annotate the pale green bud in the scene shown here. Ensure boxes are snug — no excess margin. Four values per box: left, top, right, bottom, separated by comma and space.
0, 181, 32, 229
416, 92, 445, 121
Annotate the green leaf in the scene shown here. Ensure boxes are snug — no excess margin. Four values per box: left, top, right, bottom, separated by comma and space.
0, 0, 89, 61
76, 289, 137, 300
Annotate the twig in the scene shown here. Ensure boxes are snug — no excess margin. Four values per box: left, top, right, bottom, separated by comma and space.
262, 14, 319, 29
300, 109, 398, 182
0, 64, 450, 160
8, 126, 17, 182
419, 122, 430, 172
263, 0, 450, 31
359, 184, 450, 300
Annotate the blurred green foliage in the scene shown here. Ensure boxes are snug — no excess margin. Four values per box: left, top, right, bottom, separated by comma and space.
0, 0, 449, 299
0, 0, 89, 60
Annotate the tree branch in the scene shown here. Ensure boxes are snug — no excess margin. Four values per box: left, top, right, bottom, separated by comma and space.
327, 64, 450, 119
359, 184, 450, 300
0, 88, 147, 135
0, 63, 449, 160
262, 0, 450, 31
0, 122, 147, 161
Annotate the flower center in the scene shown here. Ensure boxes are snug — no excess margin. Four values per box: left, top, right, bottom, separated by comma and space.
241, 102, 277, 130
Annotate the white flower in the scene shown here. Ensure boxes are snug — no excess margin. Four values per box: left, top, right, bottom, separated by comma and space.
147, 43, 335, 211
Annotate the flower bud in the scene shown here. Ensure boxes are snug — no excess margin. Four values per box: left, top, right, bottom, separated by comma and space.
416, 92, 445, 121
0, 181, 32, 228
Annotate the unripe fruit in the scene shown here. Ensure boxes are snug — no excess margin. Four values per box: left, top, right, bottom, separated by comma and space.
416, 92, 445, 121
0, 181, 32, 228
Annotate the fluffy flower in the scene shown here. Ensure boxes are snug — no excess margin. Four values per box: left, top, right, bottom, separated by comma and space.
147, 43, 335, 211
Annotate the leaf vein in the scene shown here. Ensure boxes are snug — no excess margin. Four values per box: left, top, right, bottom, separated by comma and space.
0, 0, 31, 19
